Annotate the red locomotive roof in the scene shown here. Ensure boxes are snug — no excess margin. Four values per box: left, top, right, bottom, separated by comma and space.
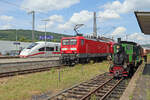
61, 36, 115, 44
62, 36, 84, 39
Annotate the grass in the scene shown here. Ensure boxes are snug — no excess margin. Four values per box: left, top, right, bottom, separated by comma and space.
147, 54, 150, 62
146, 89, 150, 100
0, 61, 109, 100
129, 95, 133, 100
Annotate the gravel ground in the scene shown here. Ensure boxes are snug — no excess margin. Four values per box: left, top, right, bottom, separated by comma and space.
0, 57, 59, 64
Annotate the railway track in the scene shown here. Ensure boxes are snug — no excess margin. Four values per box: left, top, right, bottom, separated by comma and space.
0, 65, 61, 78
47, 73, 128, 100
0, 56, 19, 59
0, 59, 61, 78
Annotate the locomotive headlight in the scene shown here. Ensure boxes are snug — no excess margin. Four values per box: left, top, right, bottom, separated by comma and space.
62, 48, 68, 50
70, 48, 77, 50
117, 45, 120, 48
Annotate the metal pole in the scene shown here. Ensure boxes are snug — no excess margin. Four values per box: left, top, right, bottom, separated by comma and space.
93, 12, 97, 37
45, 21, 47, 57
41, 19, 50, 57
126, 34, 128, 40
28, 11, 35, 43
16, 29, 17, 55
32, 11, 35, 43
16, 29, 17, 42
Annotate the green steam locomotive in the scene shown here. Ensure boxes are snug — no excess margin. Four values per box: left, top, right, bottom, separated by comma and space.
109, 38, 143, 77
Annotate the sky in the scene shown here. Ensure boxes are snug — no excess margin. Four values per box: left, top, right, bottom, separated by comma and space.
0, 0, 150, 44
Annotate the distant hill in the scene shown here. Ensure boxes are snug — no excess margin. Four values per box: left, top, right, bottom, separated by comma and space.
0, 29, 71, 42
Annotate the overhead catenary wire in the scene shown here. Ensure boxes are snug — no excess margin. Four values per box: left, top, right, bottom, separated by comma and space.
0, 0, 95, 35
0, 0, 68, 18
0, 0, 52, 20
0, 0, 30, 11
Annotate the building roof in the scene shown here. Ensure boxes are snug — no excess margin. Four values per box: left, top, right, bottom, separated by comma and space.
134, 11, 150, 35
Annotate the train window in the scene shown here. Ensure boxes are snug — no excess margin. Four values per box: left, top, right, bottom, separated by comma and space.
46, 47, 54, 51
62, 40, 69, 45
126, 45, 132, 50
27, 43, 38, 49
39, 47, 45, 51
39, 47, 54, 51
70, 39, 77, 45
81, 39, 84, 45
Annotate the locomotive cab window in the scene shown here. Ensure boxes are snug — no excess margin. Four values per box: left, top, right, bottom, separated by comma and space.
27, 43, 38, 49
62, 40, 69, 45
70, 39, 77, 45
126, 45, 132, 50
39, 47, 45, 51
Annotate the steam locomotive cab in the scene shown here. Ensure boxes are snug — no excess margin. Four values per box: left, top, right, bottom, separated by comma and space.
110, 44, 128, 77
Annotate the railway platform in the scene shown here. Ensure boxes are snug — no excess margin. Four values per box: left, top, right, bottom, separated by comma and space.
120, 62, 150, 100
131, 64, 150, 100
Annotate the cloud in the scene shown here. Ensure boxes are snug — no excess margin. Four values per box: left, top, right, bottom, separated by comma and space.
0, 24, 12, 29
49, 15, 64, 23
21, 0, 80, 12
0, 15, 13, 22
0, 15, 14, 29
128, 33, 150, 44
37, 15, 64, 31
98, 0, 150, 21
98, 10, 120, 21
104, 26, 150, 44
111, 26, 126, 36
37, 10, 93, 33
102, 0, 150, 13
58, 10, 93, 30
38, 21, 54, 31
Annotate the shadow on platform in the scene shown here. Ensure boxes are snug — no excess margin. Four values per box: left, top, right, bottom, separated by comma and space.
142, 64, 150, 75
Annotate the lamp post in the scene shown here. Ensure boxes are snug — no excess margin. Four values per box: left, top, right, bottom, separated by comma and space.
28, 11, 35, 43
16, 29, 17, 55
41, 19, 50, 57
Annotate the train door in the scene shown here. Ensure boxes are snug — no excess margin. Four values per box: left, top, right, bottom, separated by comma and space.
54, 45, 60, 56
85, 40, 88, 58
107, 44, 110, 53
80, 39, 84, 53
47, 47, 54, 56
39, 46, 54, 57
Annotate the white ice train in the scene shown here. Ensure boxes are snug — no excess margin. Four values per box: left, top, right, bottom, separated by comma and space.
19, 41, 60, 57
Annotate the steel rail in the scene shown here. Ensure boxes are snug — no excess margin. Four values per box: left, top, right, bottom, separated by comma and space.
80, 78, 123, 100
80, 78, 113, 100
100, 78, 123, 100
0, 59, 59, 65
0, 60, 60, 78
48, 73, 111, 100
0, 66, 61, 78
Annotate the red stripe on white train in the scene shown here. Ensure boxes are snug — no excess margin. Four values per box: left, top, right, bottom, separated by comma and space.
19, 52, 45, 58
20, 51, 60, 58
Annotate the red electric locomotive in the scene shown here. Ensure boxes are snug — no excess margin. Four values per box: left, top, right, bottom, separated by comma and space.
60, 35, 114, 65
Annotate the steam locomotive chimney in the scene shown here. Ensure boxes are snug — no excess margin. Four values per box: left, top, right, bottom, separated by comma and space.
118, 38, 121, 43
93, 12, 97, 38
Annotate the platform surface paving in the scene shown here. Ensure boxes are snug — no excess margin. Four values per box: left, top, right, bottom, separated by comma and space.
132, 64, 150, 100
